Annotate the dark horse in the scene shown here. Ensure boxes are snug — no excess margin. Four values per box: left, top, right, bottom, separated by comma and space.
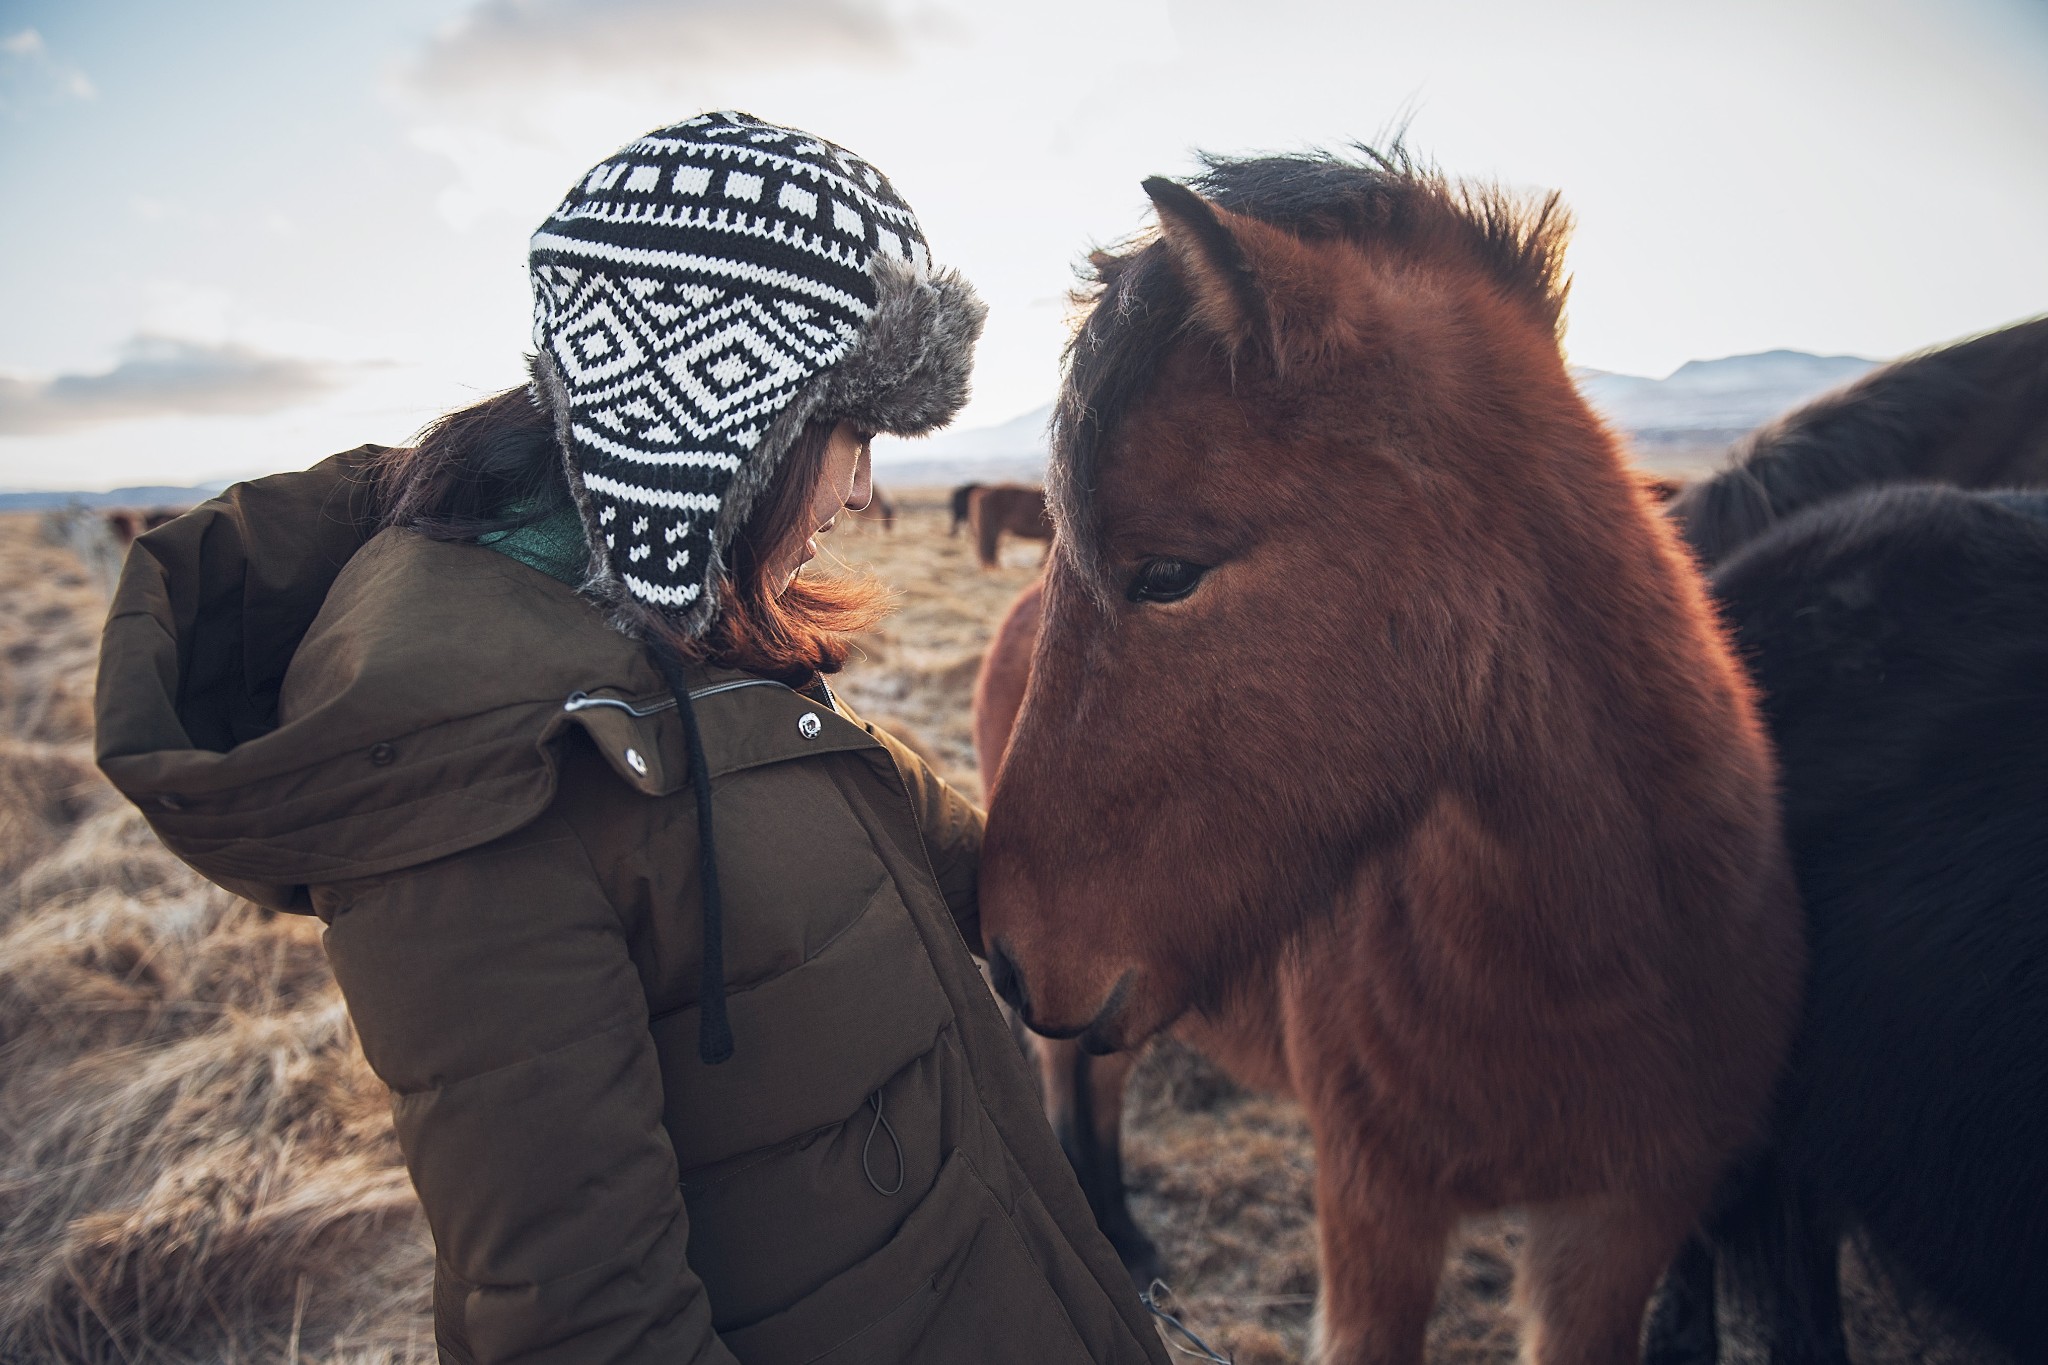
1669, 314, 2048, 564
977, 149, 1805, 1365
1641, 314, 2048, 1364
948, 481, 981, 536
1663, 486, 2048, 1364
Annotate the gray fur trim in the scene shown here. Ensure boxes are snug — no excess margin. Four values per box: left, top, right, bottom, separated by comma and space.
817, 256, 987, 437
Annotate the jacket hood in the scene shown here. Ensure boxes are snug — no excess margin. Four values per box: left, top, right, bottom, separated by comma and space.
95, 451, 881, 912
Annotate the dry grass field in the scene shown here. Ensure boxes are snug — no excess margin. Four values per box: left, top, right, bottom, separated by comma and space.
0, 493, 2003, 1364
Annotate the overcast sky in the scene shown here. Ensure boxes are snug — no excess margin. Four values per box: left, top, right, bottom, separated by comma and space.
2, 0, 2045, 490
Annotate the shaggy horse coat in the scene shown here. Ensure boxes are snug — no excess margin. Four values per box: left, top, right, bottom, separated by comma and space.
1640, 318, 2048, 1364
969, 484, 1054, 568
987, 312, 2048, 1357
1677, 487, 2048, 1363
977, 150, 1804, 1365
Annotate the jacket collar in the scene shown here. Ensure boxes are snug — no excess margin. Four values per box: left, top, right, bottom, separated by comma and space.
560, 667, 880, 799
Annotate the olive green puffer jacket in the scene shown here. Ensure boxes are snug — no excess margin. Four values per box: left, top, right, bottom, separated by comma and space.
95, 451, 1169, 1365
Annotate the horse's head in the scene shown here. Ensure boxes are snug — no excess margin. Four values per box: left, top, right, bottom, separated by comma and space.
980, 151, 1611, 1049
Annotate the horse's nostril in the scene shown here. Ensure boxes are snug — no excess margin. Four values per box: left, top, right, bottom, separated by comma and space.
987, 939, 1030, 1019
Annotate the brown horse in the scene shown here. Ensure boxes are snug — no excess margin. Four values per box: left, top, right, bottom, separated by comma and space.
1669, 314, 2048, 566
987, 318, 2048, 1320
969, 483, 1053, 568
976, 150, 1805, 1365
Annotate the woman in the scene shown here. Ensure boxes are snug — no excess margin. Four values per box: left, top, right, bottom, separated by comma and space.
95, 112, 1168, 1365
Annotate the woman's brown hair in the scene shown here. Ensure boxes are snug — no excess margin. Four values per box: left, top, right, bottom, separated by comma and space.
372, 381, 887, 683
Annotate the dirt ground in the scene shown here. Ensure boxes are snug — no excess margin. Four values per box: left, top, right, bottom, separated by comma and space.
0, 497, 2012, 1363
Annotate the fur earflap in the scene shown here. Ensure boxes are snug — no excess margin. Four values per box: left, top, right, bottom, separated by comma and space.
817, 255, 987, 437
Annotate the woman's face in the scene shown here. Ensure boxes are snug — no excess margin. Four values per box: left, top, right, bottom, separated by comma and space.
775, 421, 872, 592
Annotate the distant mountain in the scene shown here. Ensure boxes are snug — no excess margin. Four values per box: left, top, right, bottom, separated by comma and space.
0, 481, 228, 510
871, 403, 1055, 489
1573, 350, 1879, 436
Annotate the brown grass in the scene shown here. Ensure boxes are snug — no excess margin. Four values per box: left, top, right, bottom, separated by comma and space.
0, 497, 2002, 1363
0, 513, 432, 1363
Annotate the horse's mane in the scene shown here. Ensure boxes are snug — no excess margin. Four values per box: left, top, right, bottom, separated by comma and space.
1051, 146, 1570, 582
1669, 316, 2048, 567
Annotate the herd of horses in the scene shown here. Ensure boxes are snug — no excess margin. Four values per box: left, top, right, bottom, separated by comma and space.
963, 148, 2048, 1365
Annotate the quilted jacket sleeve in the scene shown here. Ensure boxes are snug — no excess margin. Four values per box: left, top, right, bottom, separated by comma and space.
317, 812, 738, 1365
862, 722, 987, 955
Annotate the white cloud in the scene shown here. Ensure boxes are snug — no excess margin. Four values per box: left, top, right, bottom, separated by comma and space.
0, 337, 338, 436
394, 0, 949, 231
1, 28, 96, 108
404, 0, 921, 100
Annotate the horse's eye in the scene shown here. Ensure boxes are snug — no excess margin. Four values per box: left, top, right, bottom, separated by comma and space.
1128, 558, 1208, 603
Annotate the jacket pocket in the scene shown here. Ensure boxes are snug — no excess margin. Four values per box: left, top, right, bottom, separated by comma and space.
719, 1148, 1094, 1365
649, 880, 952, 1170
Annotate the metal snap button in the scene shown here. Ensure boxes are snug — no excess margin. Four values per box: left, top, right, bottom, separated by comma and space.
797, 712, 823, 740
624, 747, 649, 776
369, 742, 396, 766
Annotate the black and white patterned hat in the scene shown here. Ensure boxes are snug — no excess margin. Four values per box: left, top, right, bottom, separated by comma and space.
529, 110, 985, 636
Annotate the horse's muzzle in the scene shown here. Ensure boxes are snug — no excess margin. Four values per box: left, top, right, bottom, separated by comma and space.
990, 939, 1137, 1052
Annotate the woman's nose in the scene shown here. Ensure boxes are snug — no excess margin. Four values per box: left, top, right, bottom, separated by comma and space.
847, 447, 873, 511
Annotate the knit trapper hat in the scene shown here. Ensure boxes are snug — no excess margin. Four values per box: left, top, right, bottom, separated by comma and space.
529, 110, 986, 637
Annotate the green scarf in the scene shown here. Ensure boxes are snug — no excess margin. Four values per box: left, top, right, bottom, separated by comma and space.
478, 505, 588, 588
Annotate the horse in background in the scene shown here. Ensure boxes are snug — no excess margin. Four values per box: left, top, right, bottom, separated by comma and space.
978, 151, 1803, 1365
1669, 314, 2048, 565
948, 482, 981, 536
1636, 473, 1685, 504
969, 484, 1054, 568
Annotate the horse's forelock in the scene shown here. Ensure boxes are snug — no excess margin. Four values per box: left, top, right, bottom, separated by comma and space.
1049, 241, 1184, 606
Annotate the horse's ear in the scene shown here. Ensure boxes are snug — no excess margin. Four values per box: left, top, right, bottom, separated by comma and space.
1142, 177, 1325, 370
1143, 178, 1271, 354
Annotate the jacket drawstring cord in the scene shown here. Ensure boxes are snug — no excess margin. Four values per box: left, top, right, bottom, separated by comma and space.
861, 1089, 904, 1196
651, 646, 734, 1065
